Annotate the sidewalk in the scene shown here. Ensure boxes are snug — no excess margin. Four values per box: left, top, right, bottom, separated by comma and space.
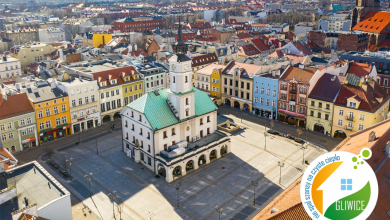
14, 119, 122, 165
217, 105, 341, 151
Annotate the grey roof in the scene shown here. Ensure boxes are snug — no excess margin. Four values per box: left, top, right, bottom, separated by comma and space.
19, 82, 67, 103
236, 56, 282, 65
0, 162, 66, 220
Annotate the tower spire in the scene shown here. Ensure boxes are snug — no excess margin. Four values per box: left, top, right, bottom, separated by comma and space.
177, 16, 184, 45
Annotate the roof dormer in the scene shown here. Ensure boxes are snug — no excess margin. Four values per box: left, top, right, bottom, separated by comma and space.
347, 95, 362, 109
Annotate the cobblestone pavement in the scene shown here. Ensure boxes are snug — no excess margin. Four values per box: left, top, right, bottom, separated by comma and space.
37, 115, 328, 220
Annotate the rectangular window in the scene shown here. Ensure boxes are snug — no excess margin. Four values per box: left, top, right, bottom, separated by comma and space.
260, 98, 263, 105
261, 88, 264, 94
46, 121, 51, 128
325, 114, 329, 120
39, 122, 44, 130
56, 118, 61, 125
101, 103, 105, 112
112, 100, 116, 109
141, 152, 144, 161
338, 119, 343, 126
1, 134, 6, 141
326, 104, 330, 110
116, 89, 119, 95
20, 119, 25, 126
272, 100, 276, 107
28, 127, 33, 134
111, 91, 114, 96
101, 93, 104, 99
117, 99, 121, 107
311, 101, 315, 106
255, 86, 258, 93
358, 124, 364, 130
85, 97, 89, 104
360, 114, 365, 121
46, 109, 50, 116
163, 131, 167, 138
148, 157, 151, 165
8, 133, 13, 139
22, 129, 27, 136
318, 102, 323, 108
79, 98, 82, 105
266, 89, 270, 96
62, 105, 66, 112
247, 82, 250, 90
266, 99, 270, 106
106, 102, 111, 111
62, 116, 67, 124
273, 90, 276, 97
254, 97, 258, 103
339, 109, 344, 116
317, 112, 321, 119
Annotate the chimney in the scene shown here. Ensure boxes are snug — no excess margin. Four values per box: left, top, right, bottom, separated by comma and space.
331, 76, 336, 81
368, 131, 376, 142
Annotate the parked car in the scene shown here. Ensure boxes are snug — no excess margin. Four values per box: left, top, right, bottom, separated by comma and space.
51, 162, 58, 169
59, 169, 67, 177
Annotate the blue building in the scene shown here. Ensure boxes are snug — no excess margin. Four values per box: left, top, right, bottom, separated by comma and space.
253, 73, 280, 120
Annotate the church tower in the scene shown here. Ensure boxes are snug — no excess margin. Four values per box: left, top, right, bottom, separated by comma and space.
168, 17, 195, 120
350, 0, 380, 30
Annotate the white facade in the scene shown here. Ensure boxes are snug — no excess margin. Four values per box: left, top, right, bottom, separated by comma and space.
318, 19, 351, 31
0, 56, 21, 80
38, 28, 66, 43
99, 85, 124, 121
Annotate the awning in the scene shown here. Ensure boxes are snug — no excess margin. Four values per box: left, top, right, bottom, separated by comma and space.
278, 109, 306, 118
231, 96, 252, 104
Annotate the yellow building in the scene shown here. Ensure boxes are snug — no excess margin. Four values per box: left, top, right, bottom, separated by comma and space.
306, 74, 342, 136
22, 81, 71, 144
10, 43, 55, 72
121, 70, 144, 106
210, 67, 224, 105
332, 76, 390, 139
92, 33, 112, 47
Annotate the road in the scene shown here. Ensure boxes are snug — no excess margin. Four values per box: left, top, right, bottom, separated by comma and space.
217, 105, 341, 151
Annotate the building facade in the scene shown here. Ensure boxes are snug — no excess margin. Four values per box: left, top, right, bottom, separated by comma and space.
4, 29, 38, 46
253, 73, 280, 120
38, 28, 66, 43
113, 16, 166, 32
138, 64, 166, 94
0, 93, 38, 153
0, 56, 21, 82
10, 43, 55, 72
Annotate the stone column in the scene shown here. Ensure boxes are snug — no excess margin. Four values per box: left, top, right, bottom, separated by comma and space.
216, 146, 221, 159
181, 164, 187, 176
166, 167, 173, 183
226, 140, 232, 153
205, 152, 210, 164
193, 158, 199, 170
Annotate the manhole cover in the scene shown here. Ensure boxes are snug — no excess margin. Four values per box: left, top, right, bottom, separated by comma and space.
222, 167, 225, 169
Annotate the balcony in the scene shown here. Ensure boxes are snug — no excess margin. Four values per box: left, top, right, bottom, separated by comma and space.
345, 126, 353, 131
290, 90, 297, 94
345, 116, 355, 122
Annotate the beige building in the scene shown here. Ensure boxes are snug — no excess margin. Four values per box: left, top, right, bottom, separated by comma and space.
194, 63, 225, 94
0, 56, 21, 82
10, 43, 55, 72
4, 29, 38, 46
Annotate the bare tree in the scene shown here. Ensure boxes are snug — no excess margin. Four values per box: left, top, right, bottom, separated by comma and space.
63, 25, 81, 41
47, 149, 54, 162
62, 160, 69, 174
296, 128, 303, 141
270, 120, 275, 132
319, 0, 331, 8
19, 4, 27, 12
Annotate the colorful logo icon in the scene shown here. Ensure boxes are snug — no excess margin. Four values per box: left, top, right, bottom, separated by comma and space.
300, 149, 378, 219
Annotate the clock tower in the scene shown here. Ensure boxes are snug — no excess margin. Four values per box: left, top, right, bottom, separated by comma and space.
168, 17, 195, 120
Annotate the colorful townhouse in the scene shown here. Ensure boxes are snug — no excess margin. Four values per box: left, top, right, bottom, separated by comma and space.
221, 61, 262, 112
20, 81, 71, 144
278, 66, 316, 127
0, 93, 38, 153
210, 66, 224, 105
194, 63, 225, 95
332, 75, 390, 139
253, 71, 281, 120
307, 73, 342, 136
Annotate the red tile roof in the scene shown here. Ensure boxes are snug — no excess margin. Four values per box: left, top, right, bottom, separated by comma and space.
91, 66, 139, 88
334, 79, 390, 112
280, 66, 316, 83
237, 44, 261, 57
347, 62, 373, 78
0, 93, 34, 120
285, 31, 295, 41
251, 38, 270, 52
293, 41, 313, 55
353, 11, 390, 34
237, 33, 253, 40
188, 22, 211, 29
197, 37, 218, 42
222, 61, 261, 78
379, 39, 390, 48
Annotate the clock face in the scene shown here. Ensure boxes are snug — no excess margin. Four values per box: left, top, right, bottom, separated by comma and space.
185, 65, 189, 70
172, 64, 176, 70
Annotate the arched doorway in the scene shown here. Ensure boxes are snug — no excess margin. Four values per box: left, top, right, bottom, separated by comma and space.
102, 115, 111, 123
313, 123, 324, 133
225, 99, 231, 106
334, 130, 347, 139
114, 112, 121, 120
243, 104, 250, 111
157, 164, 166, 177
186, 160, 194, 171
233, 101, 240, 109
198, 155, 206, 166
173, 166, 182, 177
221, 145, 227, 155
210, 150, 217, 160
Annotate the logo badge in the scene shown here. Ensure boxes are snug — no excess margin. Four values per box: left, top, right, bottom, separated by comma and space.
300, 149, 378, 220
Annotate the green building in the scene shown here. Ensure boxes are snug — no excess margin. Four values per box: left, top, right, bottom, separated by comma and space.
0, 93, 38, 153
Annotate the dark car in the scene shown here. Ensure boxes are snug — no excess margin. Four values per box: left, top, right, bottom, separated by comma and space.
51, 162, 58, 169
59, 169, 67, 177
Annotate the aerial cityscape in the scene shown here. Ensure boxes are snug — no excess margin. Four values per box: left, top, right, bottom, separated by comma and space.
0, 0, 389, 219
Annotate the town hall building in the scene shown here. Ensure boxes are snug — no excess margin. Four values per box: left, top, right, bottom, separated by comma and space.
121, 21, 231, 182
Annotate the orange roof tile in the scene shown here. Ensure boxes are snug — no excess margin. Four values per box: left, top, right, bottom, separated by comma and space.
222, 61, 261, 78
237, 44, 261, 57
353, 11, 390, 33
347, 62, 373, 78
280, 66, 316, 84
0, 93, 34, 120
195, 63, 225, 75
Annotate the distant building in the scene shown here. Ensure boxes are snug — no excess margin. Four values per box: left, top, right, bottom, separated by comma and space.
0, 56, 21, 82
4, 29, 38, 46
113, 16, 166, 32
294, 22, 314, 36
318, 19, 351, 31
38, 28, 65, 43
10, 43, 55, 72
308, 30, 368, 52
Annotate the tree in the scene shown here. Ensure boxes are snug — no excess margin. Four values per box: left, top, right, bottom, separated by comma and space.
62, 160, 69, 174
296, 128, 303, 141
63, 25, 81, 41
319, 0, 331, 8
47, 149, 54, 162
270, 120, 275, 132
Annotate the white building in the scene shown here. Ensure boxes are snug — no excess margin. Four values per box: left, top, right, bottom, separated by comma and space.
318, 19, 351, 31
121, 24, 231, 182
0, 161, 72, 220
0, 56, 21, 80
38, 28, 66, 43
294, 22, 314, 36
50, 72, 101, 134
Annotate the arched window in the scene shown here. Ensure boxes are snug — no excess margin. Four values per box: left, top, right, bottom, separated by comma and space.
186, 109, 189, 116
185, 76, 188, 83
11, 146, 15, 152
173, 76, 175, 83
186, 98, 189, 105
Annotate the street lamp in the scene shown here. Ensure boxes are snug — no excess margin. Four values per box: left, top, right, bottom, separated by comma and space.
95, 135, 99, 155
264, 132, 267, 151
175, 182, 181, 207
301, 144, 308, 165
85, 172, 93, 197
251, 180, 259, 206
215, 206, 224, 220
108, 190, 117, 219
65, 158, 73, 181
278, 161, 285, 185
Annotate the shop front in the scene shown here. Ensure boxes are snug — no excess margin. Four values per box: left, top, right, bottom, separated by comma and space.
39, 125, 71, 144
278, 109, 306, 127
253, 107, 277, 120
21, 137, 37, 149
72, 113, 100, 134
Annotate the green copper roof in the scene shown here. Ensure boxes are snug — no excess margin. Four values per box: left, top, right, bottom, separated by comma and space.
126, 88, 218, 131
